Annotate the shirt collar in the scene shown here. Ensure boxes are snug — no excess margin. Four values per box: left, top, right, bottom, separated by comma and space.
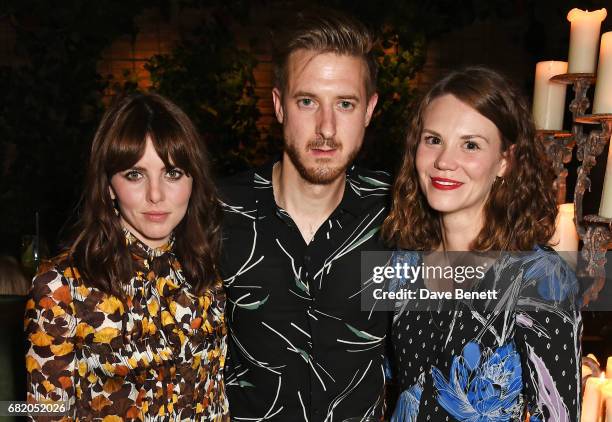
253, 160, 363, 220
123, 228, 175, 259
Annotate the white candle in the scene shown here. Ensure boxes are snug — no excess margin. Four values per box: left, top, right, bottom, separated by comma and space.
582, 376, 606, 422
594, 32, 612, 113
567, 8, 607, 73
603, 383, 612, 421
607, 357, 612, 379
599, 136, 612, 218
533, 61, 568, 130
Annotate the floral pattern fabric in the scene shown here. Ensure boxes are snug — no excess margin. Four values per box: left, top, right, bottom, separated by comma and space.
25, 231, 229, 421
390, 247, 582, 421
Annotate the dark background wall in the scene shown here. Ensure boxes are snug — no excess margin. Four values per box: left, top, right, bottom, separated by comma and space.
2, 0, 611, 252
1, 0, 611, 361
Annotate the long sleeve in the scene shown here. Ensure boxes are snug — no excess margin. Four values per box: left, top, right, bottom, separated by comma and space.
514, 254, 582, 422
25, 266, 77, 421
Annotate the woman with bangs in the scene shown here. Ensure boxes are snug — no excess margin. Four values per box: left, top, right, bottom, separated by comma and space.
382, 67, 582, 421
25, 93, 229, 420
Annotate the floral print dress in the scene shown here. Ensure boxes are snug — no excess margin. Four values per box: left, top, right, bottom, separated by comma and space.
25, 231, 229, 421
390, 247, 582, 421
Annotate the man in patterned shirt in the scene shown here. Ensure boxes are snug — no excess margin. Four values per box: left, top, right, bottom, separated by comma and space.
219, 9, 391, 421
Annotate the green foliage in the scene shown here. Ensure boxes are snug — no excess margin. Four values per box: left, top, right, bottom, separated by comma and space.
0, 1, 148, 253
364, 32, 425, 171
0, 0, 428, 254
144, 1, 428, 174
146, 7, 262, 174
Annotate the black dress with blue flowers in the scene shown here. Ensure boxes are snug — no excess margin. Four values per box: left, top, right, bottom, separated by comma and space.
390, 246, 582, 422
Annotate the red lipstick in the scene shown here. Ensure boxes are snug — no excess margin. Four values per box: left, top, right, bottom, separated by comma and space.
431, 177, 463, 190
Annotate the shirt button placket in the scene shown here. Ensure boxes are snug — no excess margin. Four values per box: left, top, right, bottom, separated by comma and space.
304, 250, 319, 420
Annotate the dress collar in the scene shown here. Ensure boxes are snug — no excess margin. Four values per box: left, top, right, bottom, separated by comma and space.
123, 228, 175, 259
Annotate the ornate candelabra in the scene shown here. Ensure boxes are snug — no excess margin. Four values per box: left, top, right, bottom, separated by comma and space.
536, 130, 574, 204
575, 115, 612, 303
542, 73, 611, 305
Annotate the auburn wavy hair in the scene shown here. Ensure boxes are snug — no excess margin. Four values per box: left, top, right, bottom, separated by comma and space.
382, 66, 557, 251
68, 93, 222, 297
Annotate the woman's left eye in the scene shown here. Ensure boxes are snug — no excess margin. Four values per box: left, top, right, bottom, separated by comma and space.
464, 141, 480, 150
423, 135, 441, 145
166, 168, 184, 180
124, 170, 142, 181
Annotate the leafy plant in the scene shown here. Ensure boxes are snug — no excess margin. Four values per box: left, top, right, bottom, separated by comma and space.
1, 0, 429, 255
0, 1, 148, 254
146, 4, 263, 175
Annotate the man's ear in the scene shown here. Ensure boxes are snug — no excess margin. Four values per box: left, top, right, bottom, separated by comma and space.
364, 93, 378, 127
272, 87, 284, 124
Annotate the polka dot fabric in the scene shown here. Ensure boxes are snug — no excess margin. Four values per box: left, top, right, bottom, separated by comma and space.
389, 247, 582, 421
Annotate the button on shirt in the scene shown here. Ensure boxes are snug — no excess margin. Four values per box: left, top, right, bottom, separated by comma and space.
219, 162, 391, 422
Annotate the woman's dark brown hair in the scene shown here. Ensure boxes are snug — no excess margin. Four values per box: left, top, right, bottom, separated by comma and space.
69, 93, 221, 296
382, 66, 557, 251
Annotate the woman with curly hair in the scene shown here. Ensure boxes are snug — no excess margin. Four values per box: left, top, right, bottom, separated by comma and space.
25, 93, 229, 420
382, 67, 582, 421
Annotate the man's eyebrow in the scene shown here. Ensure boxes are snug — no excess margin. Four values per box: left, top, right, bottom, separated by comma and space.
291, 92, 361, 102
337, 95, 360, 102
292, 91, 318, 98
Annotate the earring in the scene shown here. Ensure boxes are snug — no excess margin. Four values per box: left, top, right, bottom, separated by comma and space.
495, 176, 505, 186
112, 198, 120, 216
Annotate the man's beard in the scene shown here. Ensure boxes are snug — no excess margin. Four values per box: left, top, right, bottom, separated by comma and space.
284, 137, 359, 185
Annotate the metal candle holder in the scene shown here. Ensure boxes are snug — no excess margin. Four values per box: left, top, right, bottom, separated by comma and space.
544, 73, 612, 304
550, 73, 597, 143
536, 130, 574, 204
573, 115, 612, 303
